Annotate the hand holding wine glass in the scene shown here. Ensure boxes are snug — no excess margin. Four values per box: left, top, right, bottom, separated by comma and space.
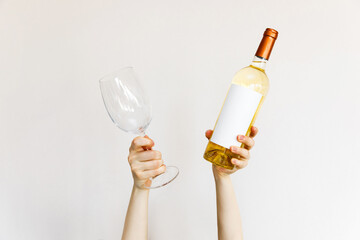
128, 136, 166, 189
99, 67, 178, 189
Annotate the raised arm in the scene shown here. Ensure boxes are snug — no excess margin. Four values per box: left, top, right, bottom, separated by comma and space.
122, 136, 165, 240
205, 126, 258, 240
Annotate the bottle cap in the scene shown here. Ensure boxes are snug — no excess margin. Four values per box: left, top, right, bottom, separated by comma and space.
255, 28, 278, 60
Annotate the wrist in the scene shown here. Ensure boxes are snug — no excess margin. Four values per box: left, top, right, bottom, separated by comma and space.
212, 165, 231, 182
133, 183, 150, 193
214, 173, 231, 184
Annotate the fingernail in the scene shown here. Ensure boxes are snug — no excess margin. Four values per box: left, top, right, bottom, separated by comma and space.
231, 159, 238, 164
230, 146, 236, 152
238, 135, 245, 140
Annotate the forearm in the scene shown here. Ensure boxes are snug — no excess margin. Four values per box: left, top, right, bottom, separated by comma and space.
122, 185, 149, 240
215, 175, 243, 240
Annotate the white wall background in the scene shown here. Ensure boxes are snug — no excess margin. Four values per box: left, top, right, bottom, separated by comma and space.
1, 0, 359, 239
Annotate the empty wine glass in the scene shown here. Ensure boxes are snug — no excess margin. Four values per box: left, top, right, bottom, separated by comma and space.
99, 67, 179, 189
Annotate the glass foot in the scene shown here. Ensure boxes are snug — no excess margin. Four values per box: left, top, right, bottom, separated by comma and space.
145, 166, 179, 189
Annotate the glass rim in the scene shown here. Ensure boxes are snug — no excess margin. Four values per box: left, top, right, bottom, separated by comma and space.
99, 66, 135, 83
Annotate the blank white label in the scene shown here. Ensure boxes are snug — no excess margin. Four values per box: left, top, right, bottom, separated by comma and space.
211, 84, 262, 148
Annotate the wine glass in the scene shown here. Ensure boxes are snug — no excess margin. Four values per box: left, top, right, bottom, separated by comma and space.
99, 66, 179, 189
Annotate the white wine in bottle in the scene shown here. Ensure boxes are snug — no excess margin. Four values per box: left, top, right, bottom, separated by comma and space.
204, 28, 278, 169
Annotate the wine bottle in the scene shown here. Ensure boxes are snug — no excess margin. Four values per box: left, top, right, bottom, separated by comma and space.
204, 28, 278, 169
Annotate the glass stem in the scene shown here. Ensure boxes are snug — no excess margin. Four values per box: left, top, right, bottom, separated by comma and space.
139, 130, 151, 151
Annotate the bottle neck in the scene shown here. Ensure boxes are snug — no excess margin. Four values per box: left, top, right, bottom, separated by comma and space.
252, 28, 278, 71
250, 56, 267, 71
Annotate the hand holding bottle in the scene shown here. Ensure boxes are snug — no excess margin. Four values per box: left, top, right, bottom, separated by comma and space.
205, 126, 258, 179
203, 28, 277, 170
128, 136, 166, 189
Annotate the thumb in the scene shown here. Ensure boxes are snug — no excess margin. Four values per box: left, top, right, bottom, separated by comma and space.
205, 130, 213, 140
